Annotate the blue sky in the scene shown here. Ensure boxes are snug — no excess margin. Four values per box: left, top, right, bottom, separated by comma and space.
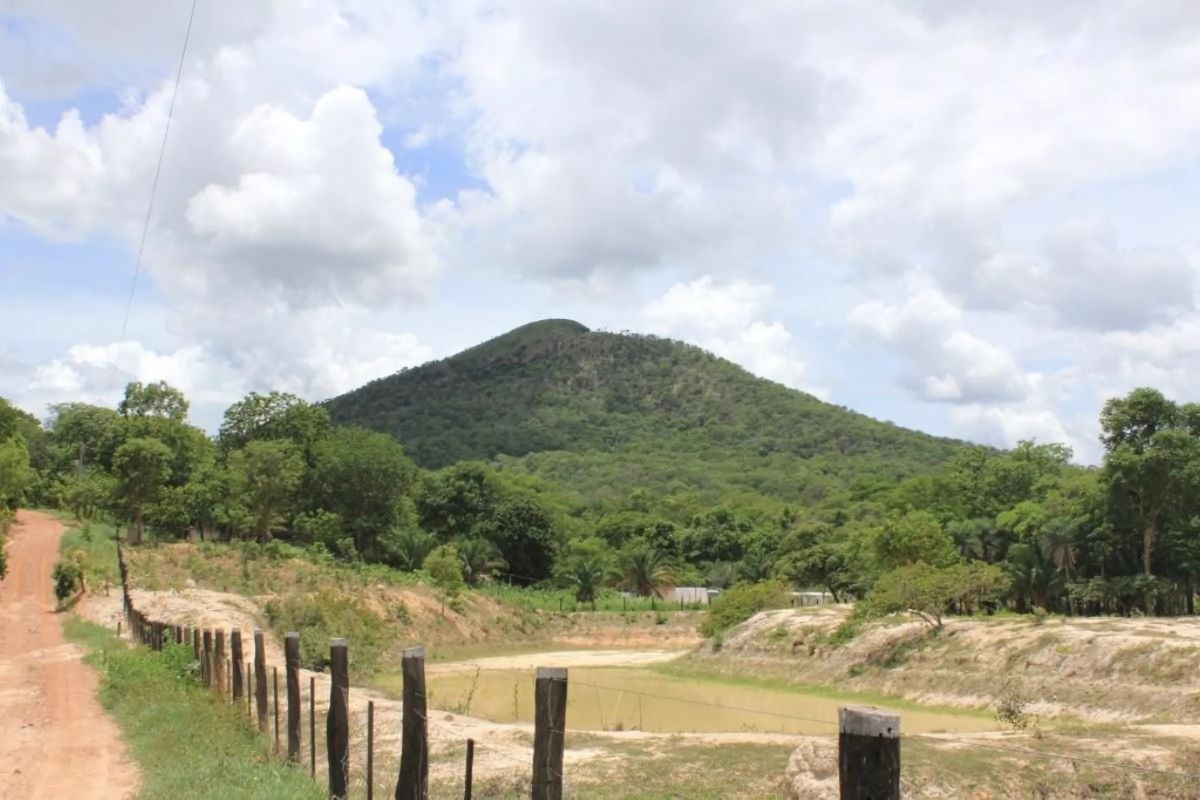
3, 1, 1200, 463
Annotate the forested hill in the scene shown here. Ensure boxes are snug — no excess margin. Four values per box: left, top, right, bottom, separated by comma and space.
323, 319, 974, 514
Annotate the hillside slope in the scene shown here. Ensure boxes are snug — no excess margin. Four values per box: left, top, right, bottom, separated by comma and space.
323, 319, 974, 513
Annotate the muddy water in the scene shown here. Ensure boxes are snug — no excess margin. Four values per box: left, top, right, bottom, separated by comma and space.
423, 667, 996, 734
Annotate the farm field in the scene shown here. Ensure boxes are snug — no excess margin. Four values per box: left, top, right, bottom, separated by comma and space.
72, 530, 1200, 799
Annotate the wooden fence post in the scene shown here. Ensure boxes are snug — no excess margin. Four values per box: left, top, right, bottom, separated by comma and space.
192, 628, 200, 662
246, 662, 252, 717
202, 629, 213, 688
465, 739, 474, 800
273, 666, 280, 754
838, 706, 900, 800
285, 632, 302, 762
532, 667, 567, 800
310, 676, 316, 779
231, 628, 244, 700
254, 629, 268, 733
366, 700, 374, 800
396, 646, 428, 800
327, 638, 350, 800
214, 630, 227, 697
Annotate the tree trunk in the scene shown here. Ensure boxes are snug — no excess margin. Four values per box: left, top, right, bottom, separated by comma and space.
130, 506, 143, 545
1143, 521, 1156, 615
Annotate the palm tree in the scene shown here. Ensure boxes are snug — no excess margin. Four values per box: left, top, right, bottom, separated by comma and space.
558, 542, 612, 604
390, 527, 435, 571
620, 541, 675, 599
457, 538, 507, 586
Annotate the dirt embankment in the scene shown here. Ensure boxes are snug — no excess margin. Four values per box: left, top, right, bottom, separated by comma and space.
700, 606, 1200, 723
0, 511, 138, 799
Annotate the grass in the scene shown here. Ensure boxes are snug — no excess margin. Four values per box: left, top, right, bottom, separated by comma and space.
66, 617, 324, 800
479, 584, 704, 614
60, 521, 121, 588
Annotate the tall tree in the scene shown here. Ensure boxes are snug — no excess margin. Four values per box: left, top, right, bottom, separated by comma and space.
228, 440, 304, 543
218, 391, 330, 456
112, 437, 173, 544
309, 427, 417, 559
1100, 388, 1200, 578
118, 381, 189, 420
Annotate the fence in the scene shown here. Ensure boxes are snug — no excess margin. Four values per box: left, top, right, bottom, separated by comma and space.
115, 542, 1200, 799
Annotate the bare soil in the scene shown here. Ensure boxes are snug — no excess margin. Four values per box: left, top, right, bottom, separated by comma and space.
0, 511, 138, 799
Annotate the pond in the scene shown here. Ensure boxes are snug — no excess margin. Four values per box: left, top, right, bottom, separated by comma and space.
418, 666, 996, 735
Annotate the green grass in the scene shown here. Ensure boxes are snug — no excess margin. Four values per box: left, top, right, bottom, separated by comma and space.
66, 618, 324, 800
60, 521, 121, 588
479, 584, 703, 613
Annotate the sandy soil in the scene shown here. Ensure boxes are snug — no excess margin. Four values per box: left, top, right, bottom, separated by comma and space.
0, 511, 138, 799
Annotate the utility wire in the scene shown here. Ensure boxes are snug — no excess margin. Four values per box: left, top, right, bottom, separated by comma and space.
107, 0, 198, 394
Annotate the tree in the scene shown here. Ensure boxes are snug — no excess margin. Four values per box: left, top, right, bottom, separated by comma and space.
872, 510, 959, 571
218, 391, 330, 456
112, 437, 173, 544
118, 381, 189, 420
228, 440, 304, 543
1100, 388, 1200, 582
619, 540, 675, 598
0, 435, 34, 510
310, 427, 417, 559
415, 463, 498, 540
425, 544, 465, 616
384, 526, 435, 571
556, 538, 613, 603
473, 495, 559, 583
456, 537, 507, 586
858, 561, 1010, 629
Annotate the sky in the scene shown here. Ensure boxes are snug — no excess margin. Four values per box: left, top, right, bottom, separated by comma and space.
2, 1, 1199, 464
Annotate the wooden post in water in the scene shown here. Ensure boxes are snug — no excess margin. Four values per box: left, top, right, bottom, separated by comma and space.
214, 630, 226, 696
532, 667, 567, 800
202, 629, 213, 688
366, 700, 374, 800
285, 632, 301, 762
464, 739, 474, 800
254, 629, 268, 733
838, 706, 900, 800
396, 646, 428, 800
327, 638, 350, 800
231, 628, 244, 701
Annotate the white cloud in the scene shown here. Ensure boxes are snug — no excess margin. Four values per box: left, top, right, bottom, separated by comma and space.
848, 277, 1032, 403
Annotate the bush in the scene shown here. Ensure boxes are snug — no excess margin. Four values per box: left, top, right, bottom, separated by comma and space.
52, 558, 84, 603
699, 580, 789, 638
264, 591, 388, 677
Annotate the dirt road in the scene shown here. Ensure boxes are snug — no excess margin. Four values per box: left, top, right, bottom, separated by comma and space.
0, 510, 137, 799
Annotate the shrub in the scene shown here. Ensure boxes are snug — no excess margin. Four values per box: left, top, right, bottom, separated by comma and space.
699, 580, 789, 638
264, 591, 388, 677
52, 558, 84, 603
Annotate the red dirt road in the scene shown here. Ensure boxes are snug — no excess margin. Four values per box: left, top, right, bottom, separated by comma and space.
0, 510, 138, 799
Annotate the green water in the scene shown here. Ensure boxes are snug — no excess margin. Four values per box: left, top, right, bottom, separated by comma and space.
414, 667, 995, 735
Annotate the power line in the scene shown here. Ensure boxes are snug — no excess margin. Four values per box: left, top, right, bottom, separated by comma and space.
107, 0, 198, 394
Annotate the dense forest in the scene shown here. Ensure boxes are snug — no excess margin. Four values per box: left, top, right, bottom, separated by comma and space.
2, 320, 1198, 622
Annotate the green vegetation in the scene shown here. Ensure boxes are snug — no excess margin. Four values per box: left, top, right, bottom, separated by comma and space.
6, 321, 1200, 628
699, 580, 789, 637
65, 618, 323, 800
264, 591, 389, 675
